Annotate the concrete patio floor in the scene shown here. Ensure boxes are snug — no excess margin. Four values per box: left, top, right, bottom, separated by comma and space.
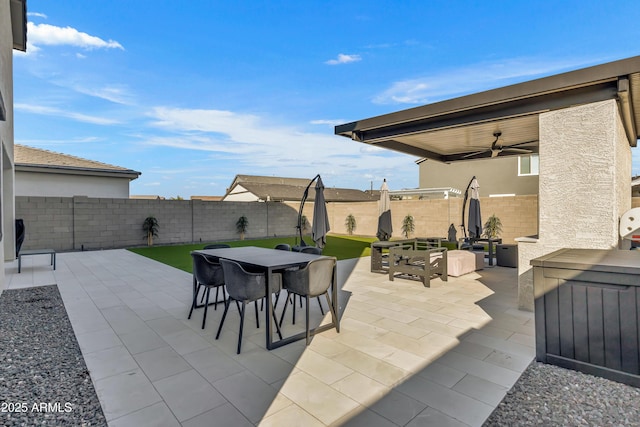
5, 249, 534, 426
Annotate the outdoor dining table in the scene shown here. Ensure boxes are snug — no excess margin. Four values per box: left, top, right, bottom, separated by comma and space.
193, 246, 339, 350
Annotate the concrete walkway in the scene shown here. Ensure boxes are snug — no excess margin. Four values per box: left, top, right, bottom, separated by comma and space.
5, 249, 534, 426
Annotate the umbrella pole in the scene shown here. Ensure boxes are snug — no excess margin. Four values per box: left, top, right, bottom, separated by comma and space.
296, 174, 321, 246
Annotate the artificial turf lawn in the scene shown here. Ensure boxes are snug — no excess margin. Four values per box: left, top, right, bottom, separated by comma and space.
128, 235, 377, 273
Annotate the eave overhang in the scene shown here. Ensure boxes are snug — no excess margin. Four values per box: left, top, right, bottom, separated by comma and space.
16, 164, 142, 180
10, 0, 27, 52
336, 56, 640, 162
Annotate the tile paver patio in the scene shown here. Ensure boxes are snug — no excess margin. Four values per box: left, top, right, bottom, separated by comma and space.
5, 249, 534, 426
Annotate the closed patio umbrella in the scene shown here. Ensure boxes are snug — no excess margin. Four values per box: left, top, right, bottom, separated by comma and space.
468, 177, 482, 239
312, 176, 330, 249
377, 179, 392, 241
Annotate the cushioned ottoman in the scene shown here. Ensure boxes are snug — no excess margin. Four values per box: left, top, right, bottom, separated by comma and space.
447, 250, 480, 277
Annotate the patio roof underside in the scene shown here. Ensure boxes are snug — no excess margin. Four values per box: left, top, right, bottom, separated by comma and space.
335, 56, 640, 163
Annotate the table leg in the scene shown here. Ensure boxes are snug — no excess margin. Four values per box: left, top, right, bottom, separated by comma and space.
265, 267, 273, 350
332, 264, 340, 332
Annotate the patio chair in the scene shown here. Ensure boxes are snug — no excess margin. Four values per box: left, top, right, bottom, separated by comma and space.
198, 244, 231, 303
216, 259, 283, 354
299, 246, 322, 255
188, 253, 226, 329
274, 243, 291, 251
279, 245, 326, 325
279, 256, 338, 345
203, 243, 231, 250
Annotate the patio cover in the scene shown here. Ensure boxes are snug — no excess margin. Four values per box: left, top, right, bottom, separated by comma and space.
335, 56, 640, 161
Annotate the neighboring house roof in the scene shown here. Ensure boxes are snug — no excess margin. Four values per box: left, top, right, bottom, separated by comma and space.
15, 145, 141, 180
191, 195, 224, 201
130, 195, 166, 200
632, 176, 640, 197
224, 174, 377, 202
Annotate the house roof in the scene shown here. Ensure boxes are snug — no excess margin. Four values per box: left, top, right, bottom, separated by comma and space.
225, 174, 377, 202
336, 55, 640, 163
15, 145, 141, 180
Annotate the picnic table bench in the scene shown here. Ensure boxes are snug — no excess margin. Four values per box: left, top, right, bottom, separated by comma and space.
18, 249, 56, 273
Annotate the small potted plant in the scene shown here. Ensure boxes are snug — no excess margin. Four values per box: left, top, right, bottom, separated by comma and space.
483, 214, 503, 239
236, 215, 249, 240
142, 216, 159, 246
300, 215, 309, 235
402, 214, 415, 239
345, 214, 357, 235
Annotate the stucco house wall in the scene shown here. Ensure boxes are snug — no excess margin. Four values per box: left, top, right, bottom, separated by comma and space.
517, 99, 632, 310
224, 184, 260, 201
0, 0, 20, 289
419, 156, 539, 195
16, 170, 132, 198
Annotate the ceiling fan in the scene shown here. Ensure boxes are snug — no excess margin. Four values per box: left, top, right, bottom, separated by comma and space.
463, 131, 536, 159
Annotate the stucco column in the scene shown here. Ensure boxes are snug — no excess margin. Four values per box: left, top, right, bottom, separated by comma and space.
517, 99, 632, 310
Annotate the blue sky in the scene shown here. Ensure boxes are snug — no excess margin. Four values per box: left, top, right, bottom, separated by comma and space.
13, 0, 640, 198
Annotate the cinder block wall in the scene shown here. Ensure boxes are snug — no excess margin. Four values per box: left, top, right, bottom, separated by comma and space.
325, 196, 537, 244
16, 197, 74, 251
15, 193, 561, 252
16, 196, 300, 251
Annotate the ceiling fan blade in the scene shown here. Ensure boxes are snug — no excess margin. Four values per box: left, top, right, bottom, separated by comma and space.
503, 147, 533, 154
491, 149, 501, 158
506, 139, 539, 148
462, 150, 487, 159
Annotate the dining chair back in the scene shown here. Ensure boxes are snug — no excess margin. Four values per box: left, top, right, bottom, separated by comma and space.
203, 243, 231, 249
274, 243, 291, 251
280, 256, 338, 344
188, 253, 226, 329
216, 259, 283, 353
299, 246, 322, 255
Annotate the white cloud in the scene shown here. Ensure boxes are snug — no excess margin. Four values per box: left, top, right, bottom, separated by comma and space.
15, 103, 120, 125
26, 22, 124, 51
325, 53, 362, 65
72, 84, 134, 105
141, 106, 417, 184
373, 57, 603, 105
310, 119, 344, 126
27, 12, 48, 19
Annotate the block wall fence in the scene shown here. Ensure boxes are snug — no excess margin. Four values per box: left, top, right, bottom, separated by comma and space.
16, 195, 640, 252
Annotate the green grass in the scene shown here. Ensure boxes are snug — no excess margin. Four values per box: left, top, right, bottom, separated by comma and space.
128, 235, 377, 273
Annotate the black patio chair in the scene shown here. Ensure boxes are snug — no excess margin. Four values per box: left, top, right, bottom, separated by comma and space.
279, 256, 338, 344
299, 246, 322, 255
188, 253, 226, 329
203, 243, 231, 250
216, 259, 283, 354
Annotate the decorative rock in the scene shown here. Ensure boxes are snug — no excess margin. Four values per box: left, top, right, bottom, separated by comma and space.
484, 362, 640, 426
0, 285, 106, 426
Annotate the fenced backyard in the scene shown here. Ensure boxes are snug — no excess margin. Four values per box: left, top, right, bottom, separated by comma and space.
16, 195, 542, 253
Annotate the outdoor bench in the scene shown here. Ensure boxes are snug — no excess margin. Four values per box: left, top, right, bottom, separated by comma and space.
388, 245, 448, 287
18, 249, 56, 273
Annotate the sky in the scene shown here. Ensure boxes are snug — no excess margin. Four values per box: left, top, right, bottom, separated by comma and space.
13, 0, 640, 198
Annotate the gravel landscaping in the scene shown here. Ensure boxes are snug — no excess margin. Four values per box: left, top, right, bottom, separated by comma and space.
484, 361, 640, 426
0, 285, 106, 426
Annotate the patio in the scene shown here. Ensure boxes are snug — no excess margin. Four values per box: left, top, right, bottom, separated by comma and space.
5, 249, 534, 426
